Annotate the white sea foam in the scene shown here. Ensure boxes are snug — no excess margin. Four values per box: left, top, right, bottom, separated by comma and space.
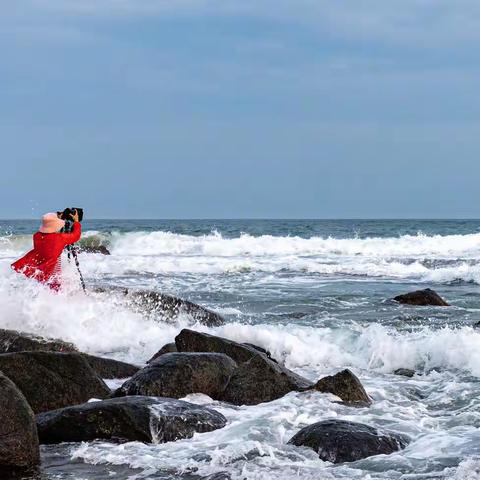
2, 229, 480, 283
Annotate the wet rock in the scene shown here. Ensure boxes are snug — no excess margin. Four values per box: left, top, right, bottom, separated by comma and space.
313, 369, 371, 406
82, 354, 140, 379
114, 352, 237, 399
393, 288, 450, 307
95, 287, 224, 326
79, 245, 111, 255
288, 419, 409, 463
220, 352, 312, 406
147, 342, 177, 364
0, 372, 40, 473
394, 368, 415, 378
0, 352, 110, 413
0, 329, 77, 354
36, 396, 226, 444
176, 329, 276, 364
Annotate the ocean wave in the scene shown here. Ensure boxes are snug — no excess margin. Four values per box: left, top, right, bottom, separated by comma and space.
0, 276, 479, 377
3, 229, 480, 283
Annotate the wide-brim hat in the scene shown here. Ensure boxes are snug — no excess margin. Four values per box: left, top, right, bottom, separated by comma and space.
39, 213, 65, 234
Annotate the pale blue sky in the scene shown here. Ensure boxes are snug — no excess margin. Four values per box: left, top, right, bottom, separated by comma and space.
1, 1, 479, 218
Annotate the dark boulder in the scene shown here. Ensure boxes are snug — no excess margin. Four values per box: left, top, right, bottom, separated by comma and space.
176, 329, 276, 364
95, 287, 224, 326
312, 369, 371, 406
147, 342, 177, 364
288, 419, 409, 463
0, 372, 40, 473
394, 368, 415, 378
82, 354, 140, 379
0, 352, 110, 413
79, 245, 111, 255
0, 329, 77, 354
36, 396, 226, 444
221, 352, 312, 406
114, 352, 237, 399
393, 288, 449, 307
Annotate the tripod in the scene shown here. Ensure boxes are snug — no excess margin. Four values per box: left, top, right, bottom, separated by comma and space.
66, 245, 86, 293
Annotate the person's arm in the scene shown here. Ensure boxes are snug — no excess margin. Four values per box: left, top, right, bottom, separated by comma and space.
59, 222, 81, 246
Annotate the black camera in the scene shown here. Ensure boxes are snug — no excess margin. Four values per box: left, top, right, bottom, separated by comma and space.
58, 207, 84, 223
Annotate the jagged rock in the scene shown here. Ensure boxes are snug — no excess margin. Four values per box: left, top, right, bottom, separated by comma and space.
36, 396, 226, 444
312, 369, 371, 406
79, 245, 111, 255
220, 352, 312, 406
114, 353, 237, 399
0, 329, 77, 354
393, 288, 449, 307
147, 343, 177, 364
0, 372, 40, 474
394, 368, 415, 378
95, 287, 224, 326
176, 329, 276, 364
288, 419, 409, 463
82, 354, 140, 379
0, 352, 110, 413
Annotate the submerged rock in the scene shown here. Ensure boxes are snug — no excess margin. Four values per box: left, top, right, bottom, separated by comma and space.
393, 288, 449, 307
0, 372, 40, 473
147, 342, 177, 364
313, 369, 371, 406
82, 354, 140, 379
95, 287, 224, 326
288, 419, 409, 463
114, 352, 237, 399
221, 352, 312, 406
0, 352, 110, 413
36, 396, 226, 444
175, 329, 277, 363
0, 329, 77, 354
394, 368, 415, 378
79, 245, 111, 255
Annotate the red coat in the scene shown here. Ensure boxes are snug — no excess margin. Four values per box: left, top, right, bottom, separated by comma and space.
12, 223, 82, 290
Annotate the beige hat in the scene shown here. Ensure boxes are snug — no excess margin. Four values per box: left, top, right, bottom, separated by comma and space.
39, 213, 65, 234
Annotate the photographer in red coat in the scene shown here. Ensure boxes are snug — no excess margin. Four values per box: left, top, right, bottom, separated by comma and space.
12, 210, 81, 291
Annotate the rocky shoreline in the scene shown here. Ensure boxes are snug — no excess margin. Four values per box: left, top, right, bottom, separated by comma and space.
0, 287, 451, 478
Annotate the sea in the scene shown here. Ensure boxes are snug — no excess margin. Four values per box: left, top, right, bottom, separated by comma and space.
1, 219, 480, 480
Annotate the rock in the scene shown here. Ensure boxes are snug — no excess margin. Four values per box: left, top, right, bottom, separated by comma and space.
95, 287, 224, 326
394, 368, 415, 378
36, 396, 226, 444
79, 245, 111, 255
393, 288, 449, 307
147, 342, 177, 364
114, 353, 237, 399
0, 352, 110, 413
176, 329, 276, 364
312, 369, 371, 406
0, 329, 77, 354
0, 372, 40, 474
221, 352, 312, 406
288, 419, 409, 463
82, 354, 140, 379
243, 343, 277, 362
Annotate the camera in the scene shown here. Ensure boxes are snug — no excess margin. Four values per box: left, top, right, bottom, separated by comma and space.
58, 207, 84, 223
57, 208, 84, 233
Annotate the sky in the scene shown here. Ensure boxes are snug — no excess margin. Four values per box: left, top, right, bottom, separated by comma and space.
1, 0, 480, 219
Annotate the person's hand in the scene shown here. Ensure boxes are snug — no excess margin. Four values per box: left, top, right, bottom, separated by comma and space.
72, 210, 80, 223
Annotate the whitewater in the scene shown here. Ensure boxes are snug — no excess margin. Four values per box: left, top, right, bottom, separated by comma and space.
1, 218, 480, 479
